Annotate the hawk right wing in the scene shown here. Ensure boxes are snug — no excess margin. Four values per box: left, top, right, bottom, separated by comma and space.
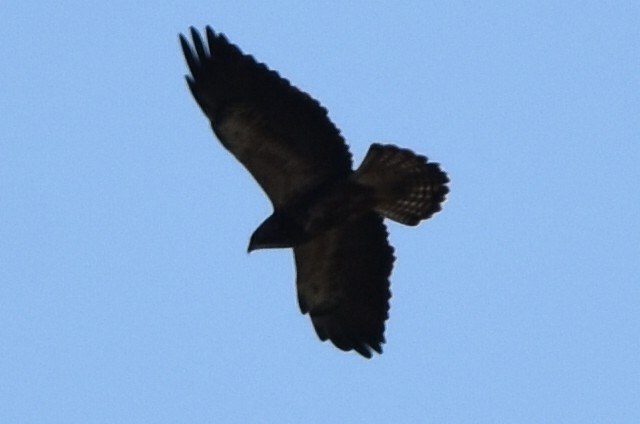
293, 212, 395, 358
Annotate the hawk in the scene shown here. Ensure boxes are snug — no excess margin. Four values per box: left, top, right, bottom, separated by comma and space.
180, 26, 449, 358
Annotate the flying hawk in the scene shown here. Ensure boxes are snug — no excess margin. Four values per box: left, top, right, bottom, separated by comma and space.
180, 26, 449, 358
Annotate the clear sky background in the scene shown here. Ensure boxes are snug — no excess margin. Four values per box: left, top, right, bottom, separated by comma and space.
2, 1, 638, 423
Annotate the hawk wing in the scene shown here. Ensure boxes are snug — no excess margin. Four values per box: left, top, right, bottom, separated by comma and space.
180, 27, 353, 207
293, 212, 395, 358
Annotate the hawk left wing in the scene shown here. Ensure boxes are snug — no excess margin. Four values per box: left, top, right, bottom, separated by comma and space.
293, 212, 395, 358
180, 27, 353, 208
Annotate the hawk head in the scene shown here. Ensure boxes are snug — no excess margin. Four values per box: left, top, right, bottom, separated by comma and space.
248, 212, 308, 252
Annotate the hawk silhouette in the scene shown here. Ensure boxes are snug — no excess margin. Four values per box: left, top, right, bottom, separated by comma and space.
180, 26, 449, 358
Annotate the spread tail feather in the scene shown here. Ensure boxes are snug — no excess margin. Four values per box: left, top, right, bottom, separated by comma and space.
353, 144, 449, 226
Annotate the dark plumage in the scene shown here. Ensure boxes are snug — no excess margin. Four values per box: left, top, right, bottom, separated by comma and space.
180, 26, 449, 358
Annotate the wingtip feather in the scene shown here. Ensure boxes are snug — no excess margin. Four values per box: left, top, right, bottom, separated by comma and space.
190, 27, 207, 59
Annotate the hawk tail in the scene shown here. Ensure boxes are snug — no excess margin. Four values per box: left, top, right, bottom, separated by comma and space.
353, 144, 449, 226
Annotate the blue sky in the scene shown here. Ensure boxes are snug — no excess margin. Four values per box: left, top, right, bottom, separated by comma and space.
2, 1, 638, 422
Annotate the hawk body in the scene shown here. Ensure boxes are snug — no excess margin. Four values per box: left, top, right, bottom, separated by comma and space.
180, 26, 449, 358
